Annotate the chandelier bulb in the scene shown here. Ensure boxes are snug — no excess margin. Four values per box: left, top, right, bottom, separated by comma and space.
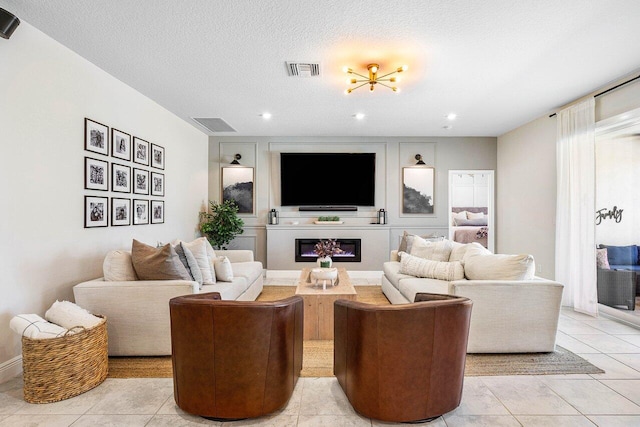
401, 64, 408, 72
390, 77, 396, 82
350, 78, 356, 84
345, 88, 352, 94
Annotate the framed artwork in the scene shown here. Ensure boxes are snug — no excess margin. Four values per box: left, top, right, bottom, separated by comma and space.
133, 137, 150, 166
151, 144, 165, 170
133, 168, 149, 195
111, 198, 131, 226
111, 163, 131, 193
85, 157, 109, 191
151, 200, 165, 224
221, 166, 254, 214
402, 167, 435, 214
151, 172, 165, 197
84, 118, 109, 156
111, 128, 131, 161
84, 196, 108, 228
132, 199, 149, 225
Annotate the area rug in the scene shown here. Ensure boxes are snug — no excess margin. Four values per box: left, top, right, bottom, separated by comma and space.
108, 285, 603, 378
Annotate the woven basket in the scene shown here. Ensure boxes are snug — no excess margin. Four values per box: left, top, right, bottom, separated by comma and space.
21, 315, 108, 404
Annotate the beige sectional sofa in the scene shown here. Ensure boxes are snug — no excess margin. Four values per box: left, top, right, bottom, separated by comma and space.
74, 249, 263, 356
382, 241, 563, 353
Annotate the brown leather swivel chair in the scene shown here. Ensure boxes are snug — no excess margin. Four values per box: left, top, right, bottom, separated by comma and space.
334, 293, 472, 423
169, 292, 303, 420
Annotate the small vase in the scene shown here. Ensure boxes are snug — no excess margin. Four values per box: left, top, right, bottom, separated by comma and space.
317, 256, 332, 268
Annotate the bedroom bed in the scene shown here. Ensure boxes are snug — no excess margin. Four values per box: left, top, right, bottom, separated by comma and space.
450, 207, 489, 248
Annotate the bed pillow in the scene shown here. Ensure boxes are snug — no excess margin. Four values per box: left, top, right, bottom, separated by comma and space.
398, 231, 442, 253
462, 243, 535, 280
409, 236, 453, 262
103, 250, 138, 281
399, 252, 465, 281
454, 217, 488, 226
467, 211, 485, 220
131, 240, 192, 281
451, 211, 468, 224
596, 248, 610, 269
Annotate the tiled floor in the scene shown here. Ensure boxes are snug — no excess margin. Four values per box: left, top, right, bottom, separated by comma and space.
3, 298, 640, 425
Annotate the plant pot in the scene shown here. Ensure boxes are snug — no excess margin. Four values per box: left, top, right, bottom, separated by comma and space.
317, 256, 332, 268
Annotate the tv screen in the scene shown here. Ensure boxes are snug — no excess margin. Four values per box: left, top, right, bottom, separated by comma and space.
280, 153, 376, 206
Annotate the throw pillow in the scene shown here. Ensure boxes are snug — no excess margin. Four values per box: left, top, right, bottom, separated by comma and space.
131, 240, 192, 281
448, 241, 470, 262
596, 248, 610, 269
399, 252, 464, 281
174, 243, 204, 287
176, 237, 216, 284
466, 211, 485, 220
398, 231, 443, 253
409, 235, 453, 262
462, 243, 535, 280
103, 250, 138, 281
214, 256, 234, 282
600, 245, 638, 266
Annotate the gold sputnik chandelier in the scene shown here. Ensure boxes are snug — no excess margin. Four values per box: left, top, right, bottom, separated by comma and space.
343, 63, 408, 94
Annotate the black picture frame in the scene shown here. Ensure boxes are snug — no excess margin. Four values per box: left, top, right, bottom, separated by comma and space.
111, 128, 132, 161
221, 166, 254, 214
151, 200, 165, 224
133, 168, 149, 195
111, 197, 131, 226
151, 172, 165, 197
84, 118, 109, 156
111, 163, 131, 193
84, 196, 108, 228
85, 157, 109, 191
402, 167, 435, 214
133, 137, 150, 166
132, 199, 149, 225
151, 143, 165, 170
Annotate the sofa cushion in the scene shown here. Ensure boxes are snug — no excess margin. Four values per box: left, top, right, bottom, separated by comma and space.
231, 261, 263, 285
201, 277, 248, 300
409, 236, 453, 262
596, 248, 610, 270
131, 240, 192, 281
214, 256, 234, 282
463, 243, 535, 280
382, 261, 414, 289
399, 252, 464, 281
178, 238, 216, 285
398, 277, 450, 303
398, 231, 442, 253
601, 245, 638, 266
103, 250, 138, 281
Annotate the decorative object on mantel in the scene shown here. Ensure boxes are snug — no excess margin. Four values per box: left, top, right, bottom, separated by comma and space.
269, 208, 279, 225
314, 239, 343, 268
377, 208, 387, 224
315, 216, 342, 224
343, 63, 408, 94
402, 167, 435, 214
200, 200, 244, 250
596, 206, 623, 225
414, 154, 426, 165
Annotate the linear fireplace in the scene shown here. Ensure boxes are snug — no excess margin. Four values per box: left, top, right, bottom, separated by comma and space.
295, 238, 362, 263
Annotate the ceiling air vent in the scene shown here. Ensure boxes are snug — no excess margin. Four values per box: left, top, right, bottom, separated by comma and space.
286, 62, 321, 77
191, 117, 237, 133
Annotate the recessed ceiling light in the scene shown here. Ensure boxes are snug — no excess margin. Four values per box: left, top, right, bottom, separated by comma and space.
261, 112, 272, 119
446, 113, 457, 120
354, 113, 365, 120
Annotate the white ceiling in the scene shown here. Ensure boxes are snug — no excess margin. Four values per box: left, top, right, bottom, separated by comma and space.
3, 0, 640, 137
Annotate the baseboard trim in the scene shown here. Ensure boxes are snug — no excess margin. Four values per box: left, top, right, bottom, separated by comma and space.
0, 355, 22, 384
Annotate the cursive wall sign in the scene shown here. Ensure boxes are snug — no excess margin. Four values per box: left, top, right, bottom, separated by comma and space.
595, 206, 623, 225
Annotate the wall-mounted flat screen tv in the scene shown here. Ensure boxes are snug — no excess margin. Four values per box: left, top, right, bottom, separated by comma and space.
280, 153, 376, 206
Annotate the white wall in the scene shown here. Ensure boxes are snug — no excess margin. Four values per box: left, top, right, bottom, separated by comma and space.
209, 136, 497, 267
497, 115, 557, 279
0, 22, 208, 377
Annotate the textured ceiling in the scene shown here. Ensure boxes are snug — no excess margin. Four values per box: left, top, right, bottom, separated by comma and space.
3, 0, 640, 137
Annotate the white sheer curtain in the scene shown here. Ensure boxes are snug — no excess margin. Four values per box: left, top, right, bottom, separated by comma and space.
555, 98, 597, 316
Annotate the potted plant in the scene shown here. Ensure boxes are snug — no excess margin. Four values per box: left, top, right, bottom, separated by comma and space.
199, 200, 244, 250
314, 239, 343, 268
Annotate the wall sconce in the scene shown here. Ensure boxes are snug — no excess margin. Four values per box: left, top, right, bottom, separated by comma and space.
230, 154, 241, 165
414, 154, 426, 165
0, 8, 20, 39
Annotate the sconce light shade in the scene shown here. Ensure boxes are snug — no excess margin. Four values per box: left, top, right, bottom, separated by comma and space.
0, 8, 20, 40
230, 154, 242, 165
415, 154, 426, 165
